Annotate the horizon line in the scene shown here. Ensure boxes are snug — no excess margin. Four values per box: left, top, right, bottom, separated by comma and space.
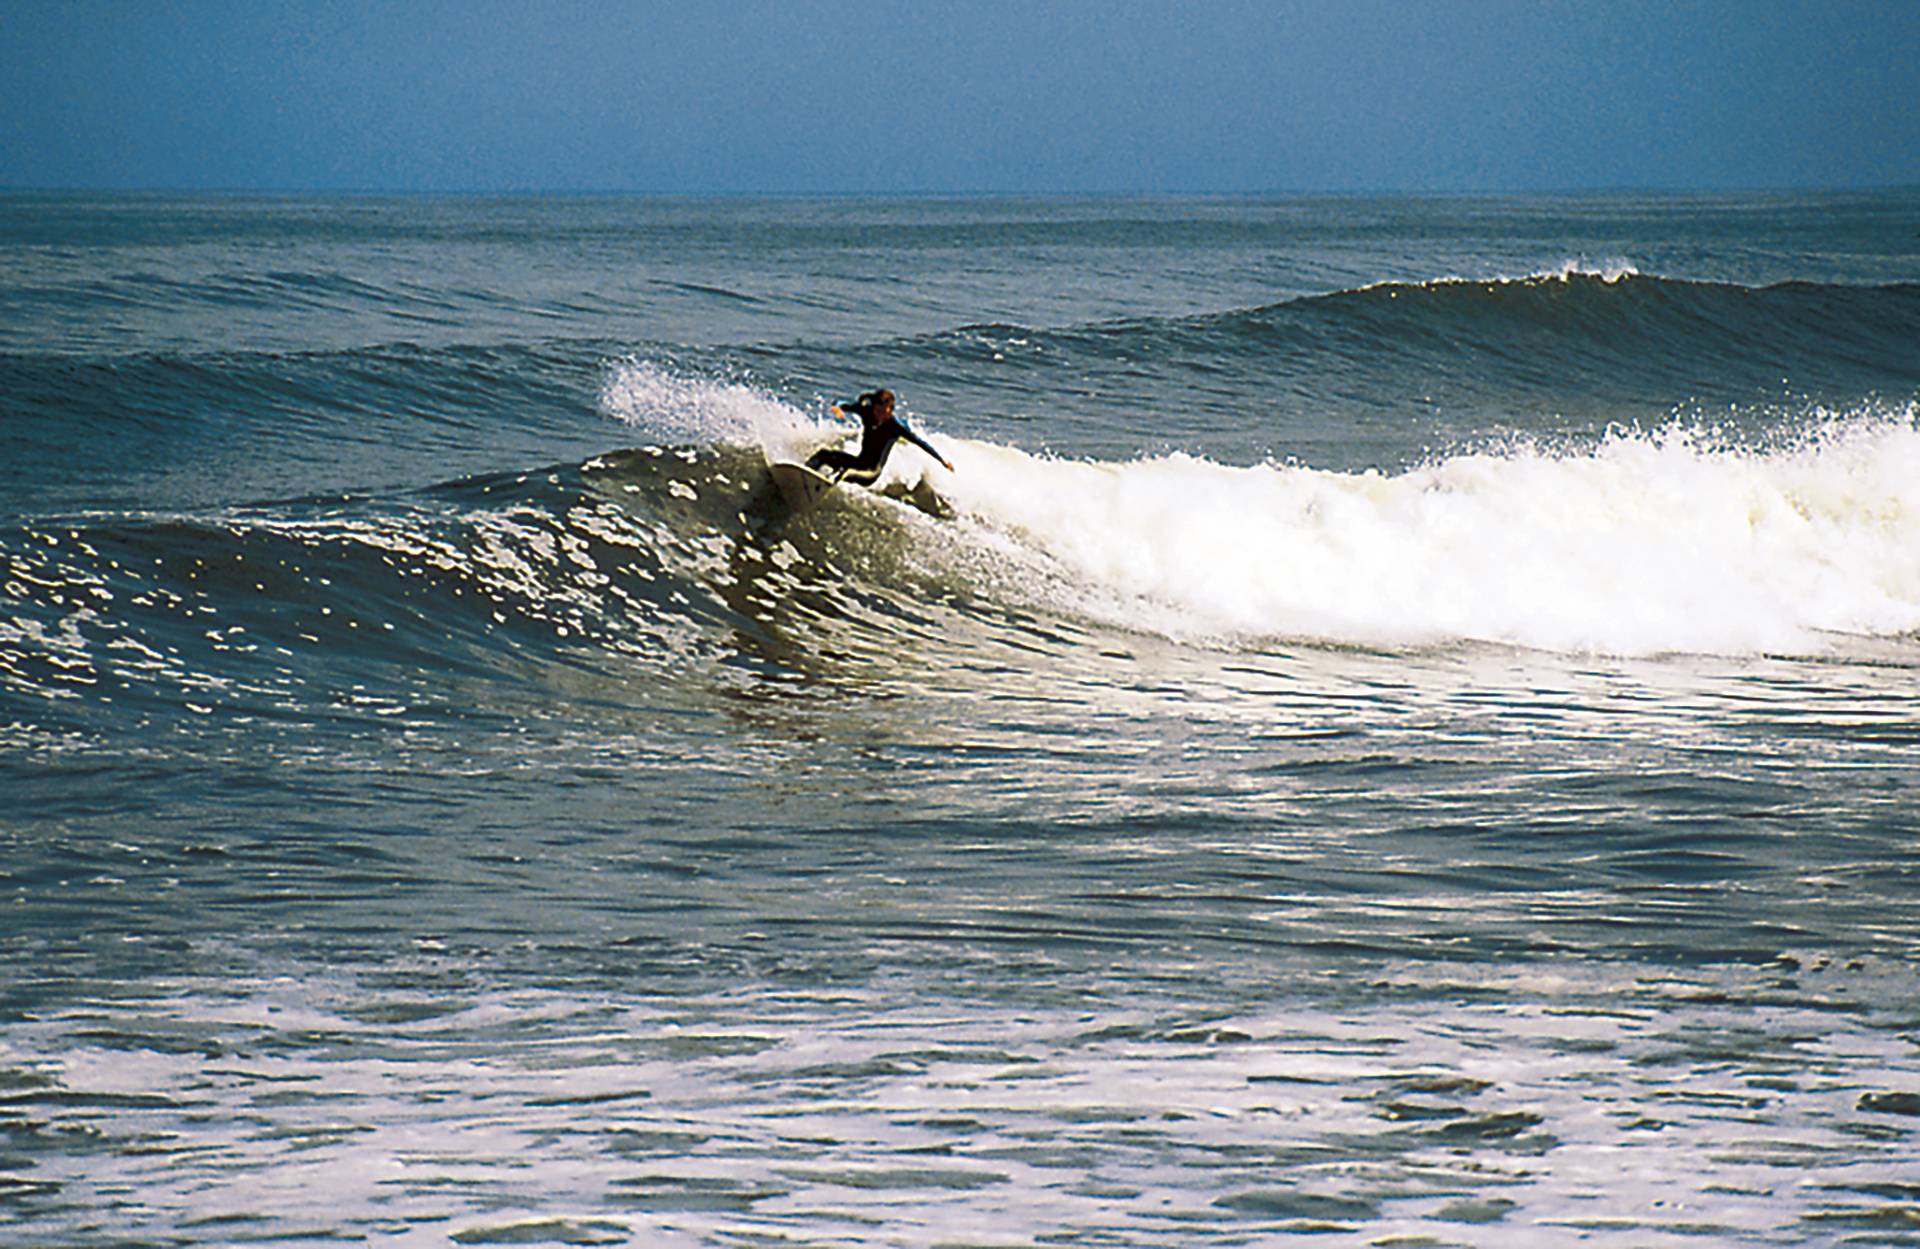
4, 183, 1920, 200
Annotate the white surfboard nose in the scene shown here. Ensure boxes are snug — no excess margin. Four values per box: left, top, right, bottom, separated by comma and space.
770, 462, 838, 511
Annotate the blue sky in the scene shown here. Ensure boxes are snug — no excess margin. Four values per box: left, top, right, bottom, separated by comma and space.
3, 0, 1915, 193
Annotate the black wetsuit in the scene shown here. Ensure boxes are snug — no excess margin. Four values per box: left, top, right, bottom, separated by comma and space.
807, 416, 941, 485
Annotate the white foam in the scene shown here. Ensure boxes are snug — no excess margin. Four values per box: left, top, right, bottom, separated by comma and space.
938, 409, 1920, 657
1528, 257, 1640, 284
1360, 258, 1641, 294
598, 359, 829, 462
594, 360, 1920, 657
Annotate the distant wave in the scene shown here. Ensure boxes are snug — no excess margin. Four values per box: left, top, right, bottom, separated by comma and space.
10, 268, 1916, 451
878, 270, 1920, 403
1262, 269, 1920, 348
0, 340, 593, 428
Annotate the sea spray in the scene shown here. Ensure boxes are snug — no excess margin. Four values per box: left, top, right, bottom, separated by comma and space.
599, 359, 832, 464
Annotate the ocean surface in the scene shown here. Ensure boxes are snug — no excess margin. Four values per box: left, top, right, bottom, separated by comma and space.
3, 191, 1919, 1247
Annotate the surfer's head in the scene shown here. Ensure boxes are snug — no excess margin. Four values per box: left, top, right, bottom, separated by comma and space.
840, 388, 896, 425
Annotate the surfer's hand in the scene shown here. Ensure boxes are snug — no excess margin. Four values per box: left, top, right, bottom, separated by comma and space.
942, 459, 955, 472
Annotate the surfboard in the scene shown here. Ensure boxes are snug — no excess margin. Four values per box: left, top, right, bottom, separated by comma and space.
769, 462, 837, 512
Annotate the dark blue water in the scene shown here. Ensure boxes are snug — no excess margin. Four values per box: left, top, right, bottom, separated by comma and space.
4, 192, 1920, 1246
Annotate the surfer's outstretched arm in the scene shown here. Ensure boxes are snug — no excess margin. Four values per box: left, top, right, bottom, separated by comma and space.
900, 425, 955, 472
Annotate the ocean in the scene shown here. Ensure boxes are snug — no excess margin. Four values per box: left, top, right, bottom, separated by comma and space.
3, 191, 1919, 1247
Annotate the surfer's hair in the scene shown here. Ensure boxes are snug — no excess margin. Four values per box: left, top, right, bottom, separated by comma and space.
845, 388, 895, 420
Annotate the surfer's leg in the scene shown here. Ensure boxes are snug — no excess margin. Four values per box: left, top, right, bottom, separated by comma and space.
807, 448, 859, 473
833, 441, 890, 487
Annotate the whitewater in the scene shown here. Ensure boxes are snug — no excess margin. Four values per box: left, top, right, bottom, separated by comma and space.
604, 361, 1920, 657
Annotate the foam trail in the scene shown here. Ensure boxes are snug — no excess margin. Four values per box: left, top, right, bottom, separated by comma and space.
940, 409, 1920, 657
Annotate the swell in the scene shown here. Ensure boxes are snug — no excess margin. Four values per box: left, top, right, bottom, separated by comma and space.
0, 267, 448, 345
0, 341, 615, 516
868, 272, 1920, 411
0, 256, 638, 359
6, 261, 1920, 739
0, 340, 603, 430
1248, 273, 1920, 388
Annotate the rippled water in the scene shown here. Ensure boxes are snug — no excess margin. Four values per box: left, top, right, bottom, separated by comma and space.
3, 192, 1919, 1245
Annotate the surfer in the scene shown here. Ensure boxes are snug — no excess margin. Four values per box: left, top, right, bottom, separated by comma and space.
807, 388, 954, 485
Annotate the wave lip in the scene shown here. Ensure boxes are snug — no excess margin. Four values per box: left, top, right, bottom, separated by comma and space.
1358, 257, 1643, 291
